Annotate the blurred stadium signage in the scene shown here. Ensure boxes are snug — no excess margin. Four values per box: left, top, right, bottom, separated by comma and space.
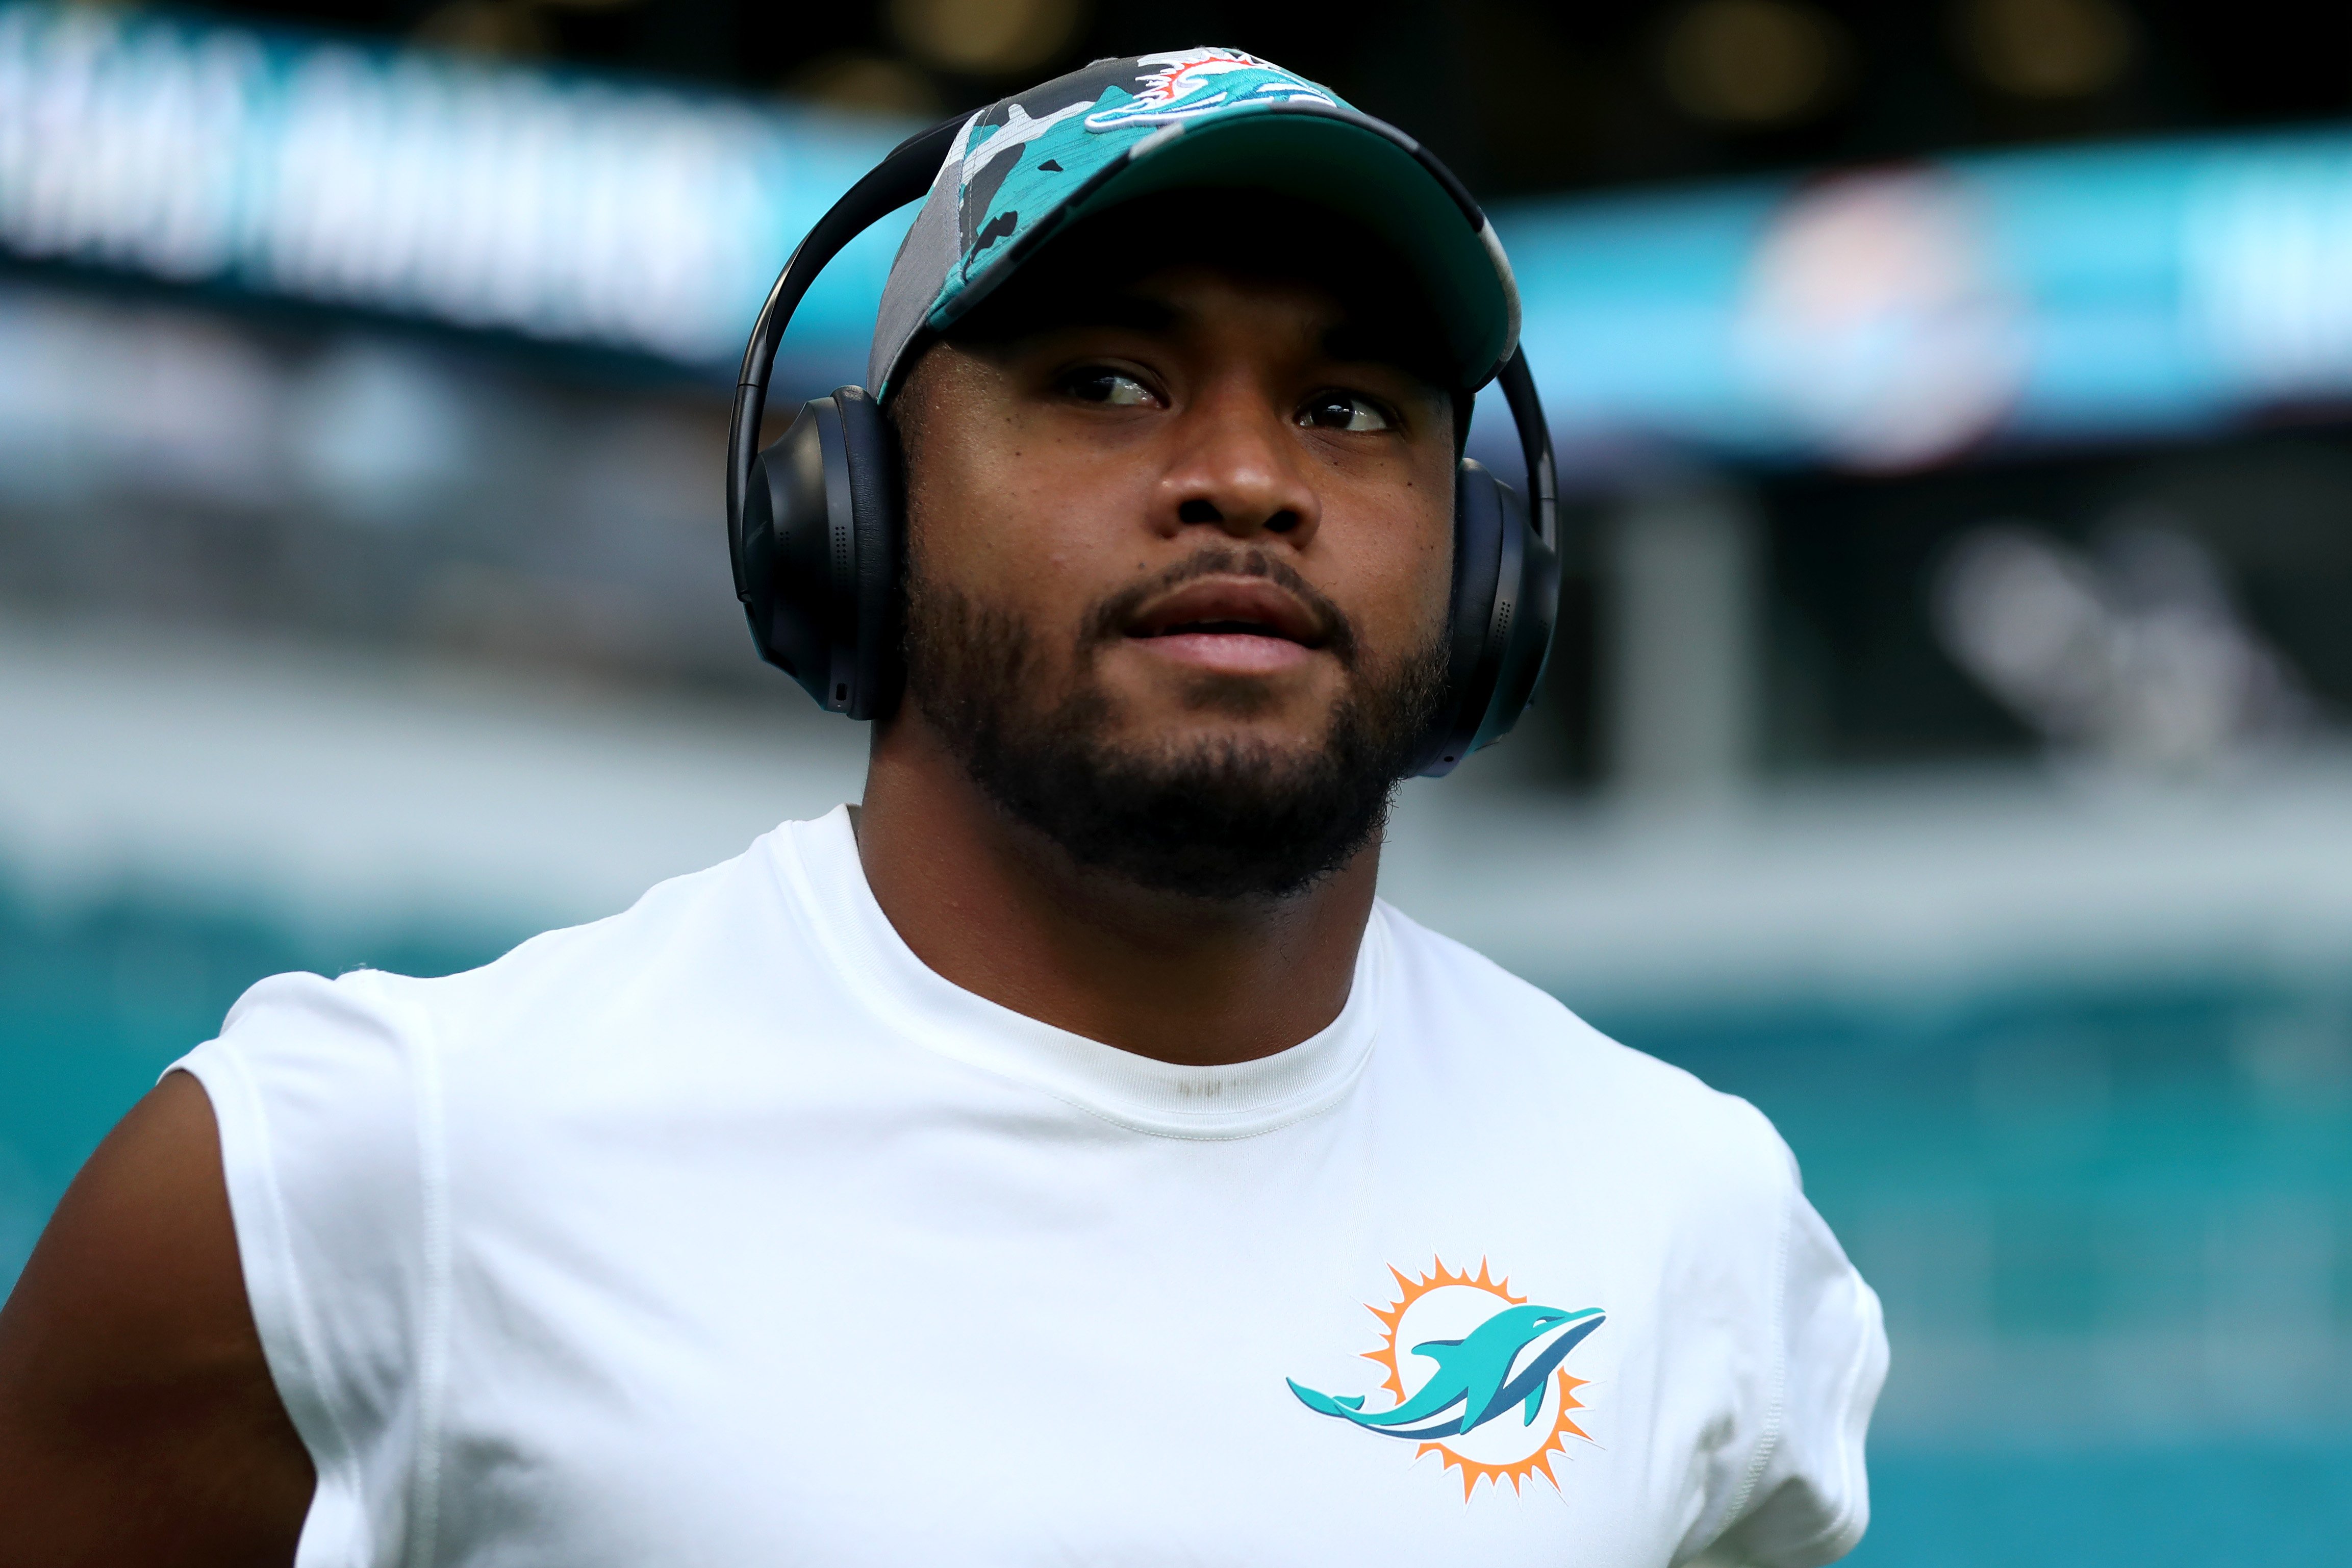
0, 2, 909, 369
1505, 135, 2352, 472
9, 2, 2352, 469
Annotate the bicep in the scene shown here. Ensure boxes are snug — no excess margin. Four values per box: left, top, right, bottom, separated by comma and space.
0, 1069, 313, 1567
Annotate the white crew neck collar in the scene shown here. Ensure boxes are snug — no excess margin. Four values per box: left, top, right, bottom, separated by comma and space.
771, 806, 1383, 1140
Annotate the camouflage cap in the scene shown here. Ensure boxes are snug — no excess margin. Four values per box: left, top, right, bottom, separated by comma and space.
866, 47, 1521, 400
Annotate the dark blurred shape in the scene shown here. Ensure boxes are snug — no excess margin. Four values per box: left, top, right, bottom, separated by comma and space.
1602, 484, 1762, 799
888, 0, 1084, 78
1953, 0, 2137, 102
55, 0, 2351, 199
1761, 432, 2352, 773
412, 0, 551, 58
1657, 0, 1849, 128
788, 49, 942, 117
1932, 520, 2308, 770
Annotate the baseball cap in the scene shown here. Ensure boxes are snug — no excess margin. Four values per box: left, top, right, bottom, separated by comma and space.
865, 48, 1521, 401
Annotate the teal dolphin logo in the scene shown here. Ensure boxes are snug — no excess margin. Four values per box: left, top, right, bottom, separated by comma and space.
1294, 1259, 1605, 1497
1289, 1302, 1604, 1441
1083, 48, 1335, 132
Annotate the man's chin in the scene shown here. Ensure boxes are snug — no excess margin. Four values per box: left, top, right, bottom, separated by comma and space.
984, 731, 1394, 902
903, 575, 1443, 901
1089, 698, 1349, 764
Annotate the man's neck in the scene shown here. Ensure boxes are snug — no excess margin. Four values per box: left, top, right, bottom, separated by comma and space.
854, 715, 1378, 1068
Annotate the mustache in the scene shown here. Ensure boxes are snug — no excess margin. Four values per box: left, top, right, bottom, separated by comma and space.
1079, 548, 1360, 668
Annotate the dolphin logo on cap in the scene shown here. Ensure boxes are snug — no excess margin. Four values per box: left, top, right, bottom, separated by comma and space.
1083, 48, 1335, 132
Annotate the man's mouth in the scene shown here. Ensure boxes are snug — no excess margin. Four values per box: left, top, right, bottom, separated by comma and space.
1123, 577, 1327, 676
1128, 578, 1325, 644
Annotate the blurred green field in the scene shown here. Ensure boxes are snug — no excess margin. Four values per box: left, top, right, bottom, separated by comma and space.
0, 885, 501, 1277
1592, 984, 2352, 1566
5, 883, 2348, 1564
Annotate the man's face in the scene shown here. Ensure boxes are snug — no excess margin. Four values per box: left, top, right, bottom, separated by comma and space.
893, 256, 1458, 899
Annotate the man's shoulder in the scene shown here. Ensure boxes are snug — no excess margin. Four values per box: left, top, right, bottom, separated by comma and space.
431, 828, 787, 1020
209, 817, 813, 1070
1374, 900, 1791, 1179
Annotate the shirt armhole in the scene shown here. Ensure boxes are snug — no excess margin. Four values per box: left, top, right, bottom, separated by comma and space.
1700, 1108, 1889, 1568
174, 1044, 375, 1567
170, 967, 451, 1568
1786, 1296, 1885, 1563
1728, 1131, 1797, 1527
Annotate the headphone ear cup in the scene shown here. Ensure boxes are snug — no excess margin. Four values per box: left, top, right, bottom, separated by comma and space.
1416, 459, 1507, 776
740, 398, 833, 704
831, 387, 903, 721
739, 387, 901, 717
1479, 480, 1557, 751
1416, 458, 1555, 777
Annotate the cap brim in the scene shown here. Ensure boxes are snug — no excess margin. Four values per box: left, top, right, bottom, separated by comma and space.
937, 105, 1518, 392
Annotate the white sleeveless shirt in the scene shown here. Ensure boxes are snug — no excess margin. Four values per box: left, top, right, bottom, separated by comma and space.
177, 807, 1885, 1567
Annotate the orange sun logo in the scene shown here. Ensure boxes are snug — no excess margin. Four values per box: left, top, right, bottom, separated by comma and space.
1356, 1258, 1598, 1499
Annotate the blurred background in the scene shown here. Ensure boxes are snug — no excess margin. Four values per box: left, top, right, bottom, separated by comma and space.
4, 0, 2350, 1560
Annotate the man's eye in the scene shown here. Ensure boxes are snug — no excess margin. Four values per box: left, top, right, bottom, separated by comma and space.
1299, 393, 1394, 433
1066, 369, 1156, 406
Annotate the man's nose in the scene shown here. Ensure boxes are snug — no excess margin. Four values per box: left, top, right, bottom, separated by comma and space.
1150, 382, 1322, 546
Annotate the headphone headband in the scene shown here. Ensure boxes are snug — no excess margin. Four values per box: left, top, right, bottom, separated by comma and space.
727, 116, 964, 601
1496, 350, 1557, 553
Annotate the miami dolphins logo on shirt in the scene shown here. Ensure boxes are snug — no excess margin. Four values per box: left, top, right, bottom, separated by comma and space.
1288, 1258, 1604, 1498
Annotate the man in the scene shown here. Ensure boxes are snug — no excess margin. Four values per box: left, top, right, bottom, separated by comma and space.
0, 49, 1884, 1567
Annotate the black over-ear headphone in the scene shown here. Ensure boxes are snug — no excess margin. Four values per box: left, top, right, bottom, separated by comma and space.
727, 116, 1559, 778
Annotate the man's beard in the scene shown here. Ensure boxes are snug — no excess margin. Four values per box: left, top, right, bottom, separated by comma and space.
904, 549, 1448, 902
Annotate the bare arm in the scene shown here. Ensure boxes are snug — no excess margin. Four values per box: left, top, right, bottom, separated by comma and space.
0, 1070, 312, 1567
